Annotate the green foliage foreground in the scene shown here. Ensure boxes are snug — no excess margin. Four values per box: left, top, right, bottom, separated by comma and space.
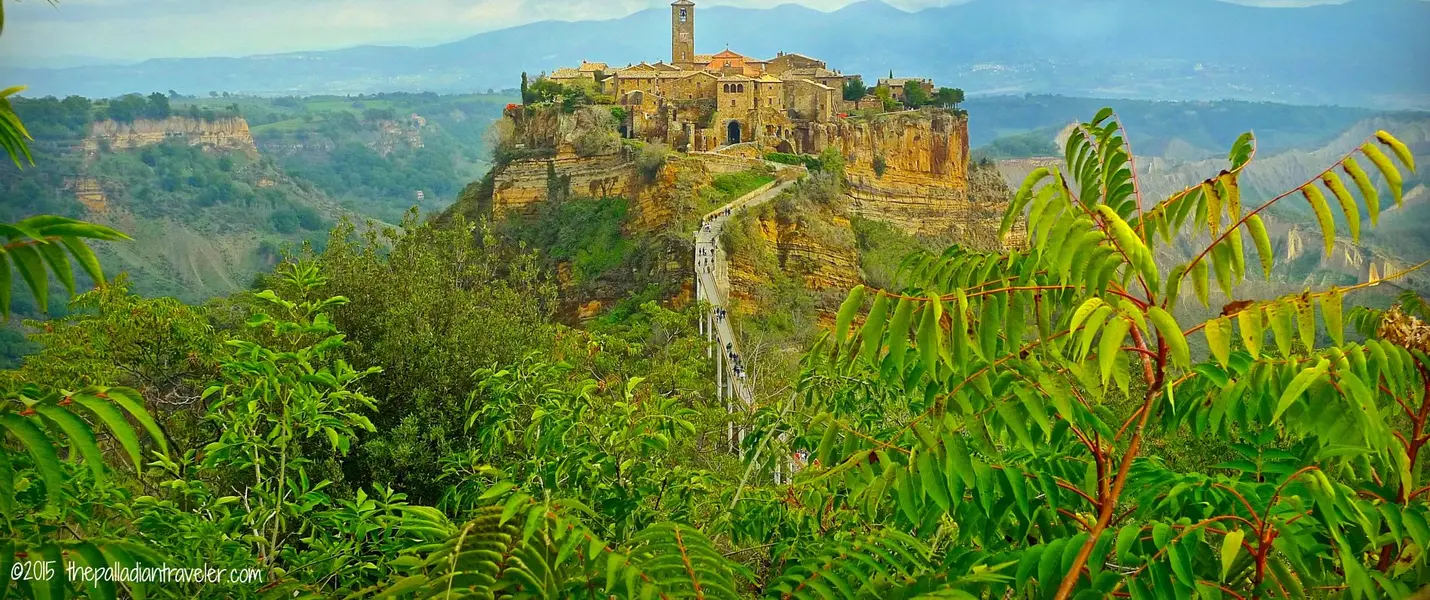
0, 108, 1427, 600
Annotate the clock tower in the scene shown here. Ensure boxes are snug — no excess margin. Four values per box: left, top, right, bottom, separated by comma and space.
672, 0, 695, 68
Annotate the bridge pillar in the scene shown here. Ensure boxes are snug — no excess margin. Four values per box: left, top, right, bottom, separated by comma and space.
716, 343, 724, 405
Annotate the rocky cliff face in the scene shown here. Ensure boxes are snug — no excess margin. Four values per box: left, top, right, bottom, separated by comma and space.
764, 215, 860, 293
492, 145, 641, 217
798, 110, 982, 237
64, 177, 109, 213
490, 146, 725, 236
479, 106, 1014, 325
85, 116, 258, 155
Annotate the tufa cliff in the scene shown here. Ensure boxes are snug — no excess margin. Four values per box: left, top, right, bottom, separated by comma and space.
449, 105, 1014, 323
723, 158, 1013, 322
799, 110, 980, 237
85, 116, 258, 156
486, 107, 995, 240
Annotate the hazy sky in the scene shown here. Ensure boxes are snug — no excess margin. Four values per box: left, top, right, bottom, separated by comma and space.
0, 0, 1364, 64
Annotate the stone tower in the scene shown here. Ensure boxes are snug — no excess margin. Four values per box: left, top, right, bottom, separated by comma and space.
672, 0, 695, 68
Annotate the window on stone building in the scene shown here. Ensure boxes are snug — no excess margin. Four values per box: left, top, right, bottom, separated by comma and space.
680, 8, 687, 22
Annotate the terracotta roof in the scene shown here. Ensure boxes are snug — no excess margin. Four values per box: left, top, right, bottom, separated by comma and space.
549, 68, 583, 79
651, 62, 681, 71
711, 49, 746, 59
756, 75, 782, 83
693, 54, 714, 63
718, 74, 754, 81
578, 61, 608, 72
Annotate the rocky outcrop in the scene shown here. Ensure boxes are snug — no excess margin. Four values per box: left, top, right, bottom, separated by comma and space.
724, 179, 860, 316
372, 118, 426, 156
85, 117, 258, 156
798, 110, 981, 237
492, 145, 641, 217
491, 146, 722, 234
628, 155, 713, 232
770, 216, 861, 292
64, 177, 109, 213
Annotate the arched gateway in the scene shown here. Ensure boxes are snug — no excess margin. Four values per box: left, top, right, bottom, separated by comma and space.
726, 121, 742, 145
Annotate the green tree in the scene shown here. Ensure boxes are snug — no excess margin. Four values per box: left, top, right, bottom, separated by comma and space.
200, 260, 379, 569
903, 82, 930, 108
933, 86, 964, 109
842, 76, 868, 101
307, 215, 558, 503
874, 86, 899, 112
817, 146, 845, 179
6, 276, 224, 452
144, 91, 171, 119
0, 216, 131, 318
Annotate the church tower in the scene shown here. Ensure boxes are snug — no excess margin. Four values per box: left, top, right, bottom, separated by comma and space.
672, 0, 695, 68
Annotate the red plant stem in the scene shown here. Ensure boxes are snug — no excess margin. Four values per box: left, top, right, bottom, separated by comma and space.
1377, 362, 1429, 570
1053, 327, 1165, 600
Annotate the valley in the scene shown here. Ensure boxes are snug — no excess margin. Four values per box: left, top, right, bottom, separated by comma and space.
0, 91, 512, 305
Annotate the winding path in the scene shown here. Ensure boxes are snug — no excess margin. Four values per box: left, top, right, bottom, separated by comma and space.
693, 166, 800, 445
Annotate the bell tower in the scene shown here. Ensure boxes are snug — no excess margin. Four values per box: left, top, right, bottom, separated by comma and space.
672, 0, 695, 68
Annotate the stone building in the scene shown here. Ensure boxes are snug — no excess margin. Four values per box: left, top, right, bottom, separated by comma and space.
542, 0, 929, 153
877, 77, 934, 103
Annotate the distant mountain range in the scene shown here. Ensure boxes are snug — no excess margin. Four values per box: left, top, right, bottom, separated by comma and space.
4, 0, 1429, 108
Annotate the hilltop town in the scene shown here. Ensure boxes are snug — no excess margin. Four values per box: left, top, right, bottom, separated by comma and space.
539, 0, 962, 153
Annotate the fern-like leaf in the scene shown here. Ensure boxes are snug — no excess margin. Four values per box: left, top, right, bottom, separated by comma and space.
0, 216, 130, 318
1342, 157, 1380, 226
1361, 142, 1404, 208
1301, 186, 1335, 256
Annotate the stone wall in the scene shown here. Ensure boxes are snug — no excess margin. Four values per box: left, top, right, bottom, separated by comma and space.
84, 116, 258, 155
784, 79, 836, 123
688, 151, 766, 174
